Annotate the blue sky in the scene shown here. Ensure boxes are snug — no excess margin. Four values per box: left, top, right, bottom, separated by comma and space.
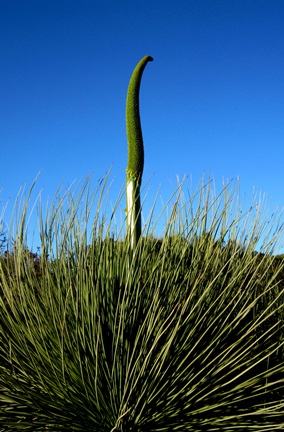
1, 0, 284, 248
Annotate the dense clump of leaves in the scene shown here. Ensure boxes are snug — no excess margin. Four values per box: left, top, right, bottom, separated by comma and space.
1, 178, 284, 431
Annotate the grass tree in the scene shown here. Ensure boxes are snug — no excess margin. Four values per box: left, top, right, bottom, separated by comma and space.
1, 57, 284, 431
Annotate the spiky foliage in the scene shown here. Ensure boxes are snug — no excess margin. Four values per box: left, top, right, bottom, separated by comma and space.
1, 177, 284, 431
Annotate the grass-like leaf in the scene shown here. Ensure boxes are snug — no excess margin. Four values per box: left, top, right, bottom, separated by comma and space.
0, 176, 284, 431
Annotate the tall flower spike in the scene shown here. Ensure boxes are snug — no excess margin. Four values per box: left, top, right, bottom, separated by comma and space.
126, 55, 153, 184
126, 55, 153, 248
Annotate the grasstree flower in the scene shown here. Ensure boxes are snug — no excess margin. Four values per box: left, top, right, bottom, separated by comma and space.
126, 55, 153, 248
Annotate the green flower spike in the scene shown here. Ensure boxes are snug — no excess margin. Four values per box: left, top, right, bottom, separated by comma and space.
126, 55, 153, 249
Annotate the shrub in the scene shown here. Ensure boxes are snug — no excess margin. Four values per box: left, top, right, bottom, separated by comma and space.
0, 177, 284, 431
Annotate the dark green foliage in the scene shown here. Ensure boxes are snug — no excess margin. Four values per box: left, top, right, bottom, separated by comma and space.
1, 180, 284, 430
1, 234, 284, 430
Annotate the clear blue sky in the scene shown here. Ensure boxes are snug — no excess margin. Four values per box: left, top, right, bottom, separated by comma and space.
1, 0, 284, 247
